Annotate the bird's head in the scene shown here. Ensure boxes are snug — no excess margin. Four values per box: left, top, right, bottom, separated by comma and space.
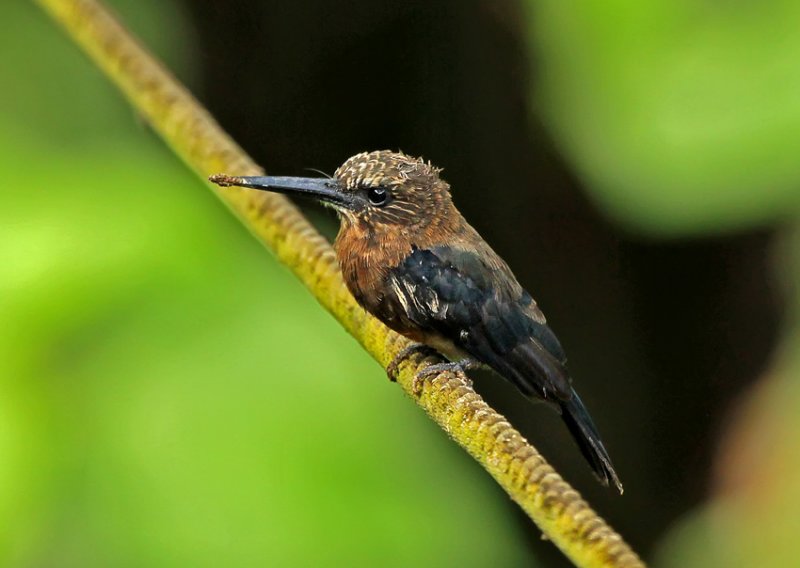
210, 150, 453, 231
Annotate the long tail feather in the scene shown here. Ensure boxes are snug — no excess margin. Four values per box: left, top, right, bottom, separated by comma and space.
560, 390, 623, 493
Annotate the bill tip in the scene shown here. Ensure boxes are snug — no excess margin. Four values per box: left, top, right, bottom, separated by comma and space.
208, 173, 240, 187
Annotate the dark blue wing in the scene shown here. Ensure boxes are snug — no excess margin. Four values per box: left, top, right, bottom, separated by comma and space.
385, 245, 572, 401
384, 244, 621, 490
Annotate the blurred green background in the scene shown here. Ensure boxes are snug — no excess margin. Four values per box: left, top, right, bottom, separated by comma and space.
2, 1, 799, 566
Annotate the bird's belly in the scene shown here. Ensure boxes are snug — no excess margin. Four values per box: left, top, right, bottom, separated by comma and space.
417, 332, 470, 362
343, 265, 470, 362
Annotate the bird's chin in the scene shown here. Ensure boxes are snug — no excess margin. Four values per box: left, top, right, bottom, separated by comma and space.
318, 201, 347, 217
335, 209, 360, 224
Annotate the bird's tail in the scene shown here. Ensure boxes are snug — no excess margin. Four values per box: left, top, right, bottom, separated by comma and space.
560, 389, 623, 493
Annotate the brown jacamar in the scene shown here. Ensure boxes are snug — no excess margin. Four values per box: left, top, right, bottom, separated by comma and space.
210, 150, 622, 491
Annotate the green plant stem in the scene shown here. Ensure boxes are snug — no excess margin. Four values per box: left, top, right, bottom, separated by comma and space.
34, 1, 645, 566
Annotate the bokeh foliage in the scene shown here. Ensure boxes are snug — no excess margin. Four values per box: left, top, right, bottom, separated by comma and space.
654, 231, 800, 567
532, 0, 800, 235
0, 2, 529, 566
530, 1, 800, 566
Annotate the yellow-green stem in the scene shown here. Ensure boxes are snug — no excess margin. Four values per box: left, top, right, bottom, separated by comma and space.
34, 1, 644, 566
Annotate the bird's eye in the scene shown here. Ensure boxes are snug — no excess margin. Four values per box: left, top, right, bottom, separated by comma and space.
367, 187, 389, 206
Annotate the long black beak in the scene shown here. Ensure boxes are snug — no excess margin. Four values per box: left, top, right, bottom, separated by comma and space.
209, 174, 352, 209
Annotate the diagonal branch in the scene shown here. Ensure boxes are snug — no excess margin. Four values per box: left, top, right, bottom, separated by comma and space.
34, 1, 644, 566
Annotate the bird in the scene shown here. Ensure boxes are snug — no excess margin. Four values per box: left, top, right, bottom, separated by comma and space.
210, 150, 622, 492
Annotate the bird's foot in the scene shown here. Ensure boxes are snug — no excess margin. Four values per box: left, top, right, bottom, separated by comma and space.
412, 359, 480, 395
386, 344, 440, 382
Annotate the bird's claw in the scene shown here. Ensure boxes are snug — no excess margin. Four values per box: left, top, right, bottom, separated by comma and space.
411, 359, 480, 395
386, 344, 439, 382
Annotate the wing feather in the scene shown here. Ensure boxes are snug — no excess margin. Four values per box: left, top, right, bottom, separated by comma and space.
385, 246, 571, 401
384, 244, 621, 489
